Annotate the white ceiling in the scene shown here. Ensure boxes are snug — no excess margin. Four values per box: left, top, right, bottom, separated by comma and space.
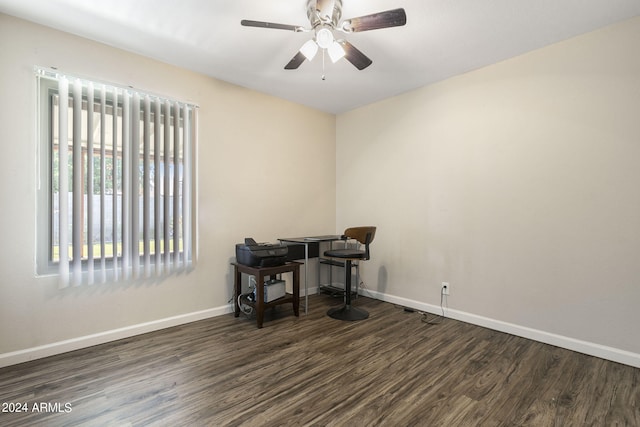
2, 0, 640, 113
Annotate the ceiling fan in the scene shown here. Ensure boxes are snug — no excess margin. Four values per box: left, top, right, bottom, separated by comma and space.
241, 0, 407, 71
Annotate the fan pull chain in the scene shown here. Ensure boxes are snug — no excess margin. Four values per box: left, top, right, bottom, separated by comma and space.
322, 49, 326, 81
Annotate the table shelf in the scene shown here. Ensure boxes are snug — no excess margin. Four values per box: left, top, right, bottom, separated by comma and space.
232, 262, 301, 328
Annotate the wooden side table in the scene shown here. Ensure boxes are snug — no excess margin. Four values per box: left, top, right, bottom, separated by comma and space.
232, 262, 301, 328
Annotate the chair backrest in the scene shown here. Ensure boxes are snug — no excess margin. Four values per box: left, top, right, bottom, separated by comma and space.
344, 226, 376, 260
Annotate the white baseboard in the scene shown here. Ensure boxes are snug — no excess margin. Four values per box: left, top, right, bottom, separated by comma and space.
1, 287, 319, 369
4, 291, 639, 369
0, 305, 233, 368
362, 288, 640, 369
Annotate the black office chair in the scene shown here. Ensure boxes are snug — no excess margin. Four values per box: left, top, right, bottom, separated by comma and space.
324, 226, 376, 321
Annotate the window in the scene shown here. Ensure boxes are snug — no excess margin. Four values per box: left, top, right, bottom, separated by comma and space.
36, 68, 197, 287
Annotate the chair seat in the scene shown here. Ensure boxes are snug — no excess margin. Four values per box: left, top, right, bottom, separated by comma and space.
324, 249, 367, 259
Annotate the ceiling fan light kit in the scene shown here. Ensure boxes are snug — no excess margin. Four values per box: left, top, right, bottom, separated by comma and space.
327, 40, 346, 63
315, 27, 334, 49
241, 0, 407, 71
300, 39, 319, 60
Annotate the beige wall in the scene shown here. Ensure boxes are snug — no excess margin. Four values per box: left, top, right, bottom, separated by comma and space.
2, 11, 639, 366
0, 14, 335, 357
337, 17, 640, 356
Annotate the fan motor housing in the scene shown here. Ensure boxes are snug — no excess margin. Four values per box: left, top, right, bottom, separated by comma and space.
307, 0, 343, 28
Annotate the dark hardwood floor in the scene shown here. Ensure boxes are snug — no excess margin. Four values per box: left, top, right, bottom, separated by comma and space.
1, 295, 638, 426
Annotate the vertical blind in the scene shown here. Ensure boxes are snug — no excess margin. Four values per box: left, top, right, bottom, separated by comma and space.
37, 68, 197, 287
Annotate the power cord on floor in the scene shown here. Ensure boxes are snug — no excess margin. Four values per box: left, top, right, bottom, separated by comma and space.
420, 289, 447, 324
231, 276, 256, 317
398, 288, 447, 325
237, 293, 254, 317
357, 277, 370, 297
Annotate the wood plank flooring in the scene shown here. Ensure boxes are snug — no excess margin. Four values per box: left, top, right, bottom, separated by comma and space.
1, 295, 638, 426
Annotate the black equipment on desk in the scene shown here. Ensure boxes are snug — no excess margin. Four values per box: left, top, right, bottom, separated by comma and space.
235, 238, 288, 267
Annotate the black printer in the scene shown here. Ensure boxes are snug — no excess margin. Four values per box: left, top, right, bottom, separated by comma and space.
235, 238, 288, 267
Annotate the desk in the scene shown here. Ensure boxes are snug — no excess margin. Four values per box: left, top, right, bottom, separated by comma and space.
278, 235, 344, 313
233, 262, 301, 328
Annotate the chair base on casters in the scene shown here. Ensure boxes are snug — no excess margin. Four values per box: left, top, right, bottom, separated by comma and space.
327, 304, 369, 321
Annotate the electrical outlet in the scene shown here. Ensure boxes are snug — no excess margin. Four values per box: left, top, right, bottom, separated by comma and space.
441, 282, 450, 295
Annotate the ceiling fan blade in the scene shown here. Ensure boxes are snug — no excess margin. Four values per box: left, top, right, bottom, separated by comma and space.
338, 40, 372, 70
241, 19, 302, 32
342, 8, 407, 32
284, 51, 307, 70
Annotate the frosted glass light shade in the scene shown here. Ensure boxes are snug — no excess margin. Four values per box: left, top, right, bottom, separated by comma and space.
316, 27, 334, 49
328, 41, 346, 63
300, 39, 318, 60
